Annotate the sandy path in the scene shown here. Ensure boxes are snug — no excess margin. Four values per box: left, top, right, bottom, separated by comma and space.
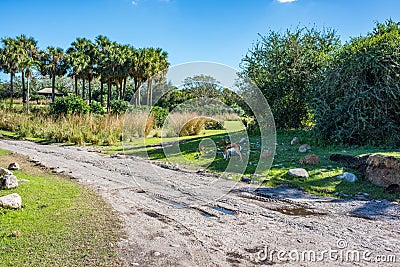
0, 139, 399, 266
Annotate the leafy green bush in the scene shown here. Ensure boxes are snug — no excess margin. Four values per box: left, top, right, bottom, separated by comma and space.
314, 20, 400, 146
205, 120, 224, 130
240, 26, 340, 129
50, 95, 90, 115
90, 101, 105, 115
150, 106, 168, 127
110, 100, 129, 115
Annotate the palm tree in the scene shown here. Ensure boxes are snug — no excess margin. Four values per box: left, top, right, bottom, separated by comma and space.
0, 37, 20, 107
16, 35, 39, 108
39, 47, 68, 102
96, 35, 112, 107
144, 48, 169, 106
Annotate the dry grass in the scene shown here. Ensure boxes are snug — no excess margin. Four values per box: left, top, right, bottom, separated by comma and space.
0, 109, 125, 145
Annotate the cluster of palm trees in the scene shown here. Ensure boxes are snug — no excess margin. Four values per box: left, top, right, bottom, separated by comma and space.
0, 34, 169, 111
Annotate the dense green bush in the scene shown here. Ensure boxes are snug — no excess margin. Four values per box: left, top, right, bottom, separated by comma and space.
50, 95, 90, 115
110, 100, 129, 115
314, 20, 400, 146
240, 26, 340, 129
90, 101, 105, 115
150, 106, 168, 128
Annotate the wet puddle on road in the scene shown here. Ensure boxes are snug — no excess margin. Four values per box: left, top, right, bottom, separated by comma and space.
212, 207, 236, 215
272, 207, 327, 216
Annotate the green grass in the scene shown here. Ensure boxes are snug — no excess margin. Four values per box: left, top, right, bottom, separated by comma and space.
106, 125, 400, 202
0, 149, 123, 267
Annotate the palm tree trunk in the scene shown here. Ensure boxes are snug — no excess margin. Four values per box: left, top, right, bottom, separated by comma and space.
88, 76, 92, 104
82, 79, 85, 99
74, 76, 78, 96
22, 70, 26, 104
107, 79, 112, 112
123, 77, 127, 101
100, 81, 104, 106
10, 72, 14, 108
51, 75, 56, 103
27, 76, 30, 113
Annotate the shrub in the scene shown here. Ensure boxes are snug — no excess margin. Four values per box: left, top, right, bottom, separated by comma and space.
110, 100, 129, 115
50, 95, 90, 115
205, 119, 224, 130
314, 20, 400, 146
180, 117, 206, 136
150, 106, 168, 128
90, 101, 105, 115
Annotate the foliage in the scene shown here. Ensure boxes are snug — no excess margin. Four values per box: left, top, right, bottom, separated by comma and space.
50, 95, 90, 115
150, 106, 168, 127
240, 26, 340, 129
90, 101, 105, 115
180, 117, 207, 136
314, 20, 400, 146
110, 99, 129, 115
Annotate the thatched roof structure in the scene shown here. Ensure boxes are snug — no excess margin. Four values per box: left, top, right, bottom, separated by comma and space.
36, 88, 63, 96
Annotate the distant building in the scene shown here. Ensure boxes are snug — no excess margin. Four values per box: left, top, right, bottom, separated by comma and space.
36, 88, 63, 98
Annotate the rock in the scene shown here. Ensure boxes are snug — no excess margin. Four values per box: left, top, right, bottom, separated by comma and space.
384, 184, 400, 194
12, 230, 21, 237
0, 167, 13, 176
153, 251, 161, 257
260, 150, 273, 159
290, 137, 300, 146
288, 168, 309, 178
337, 172, 357, 183
1, 175, 18, 189
365, 154, 400, 187
0, 193, 22, 209
299, 154, 320, 165
298, 144, 311, 153
8, 162, 20, 170
241, 177, 253, 183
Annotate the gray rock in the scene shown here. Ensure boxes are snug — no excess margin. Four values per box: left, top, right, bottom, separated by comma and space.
1, 175, 18, 189
8, 162, 20, 170
0, 193, 22, 209
288, 168, 309, 178
337, 172, 357, 183
0, 167, 13, 176
290, 137, 300, 146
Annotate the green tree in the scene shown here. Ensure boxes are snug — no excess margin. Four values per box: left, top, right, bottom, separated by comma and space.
39, 47, 68, 102
240, 26, 340, 129
0, 37, 20, 107
314, 20, 400, 146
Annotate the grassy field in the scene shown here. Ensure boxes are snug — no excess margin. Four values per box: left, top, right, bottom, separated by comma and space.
0, 149, 123, 267
106, 122, 400, 202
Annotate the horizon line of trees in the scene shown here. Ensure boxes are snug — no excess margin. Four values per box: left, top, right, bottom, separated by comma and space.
0, 35, 169, 111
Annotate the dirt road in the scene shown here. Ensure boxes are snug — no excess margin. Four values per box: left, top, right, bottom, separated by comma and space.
0, 139, 399, 266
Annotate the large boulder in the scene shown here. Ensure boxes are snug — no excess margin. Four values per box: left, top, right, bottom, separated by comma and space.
330, 153, 400, 187
0, 193, 22, 209
365, 154, 400, 187
1, 175, 18, 189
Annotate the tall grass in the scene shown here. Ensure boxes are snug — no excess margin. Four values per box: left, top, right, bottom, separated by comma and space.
0, 109, 130, 145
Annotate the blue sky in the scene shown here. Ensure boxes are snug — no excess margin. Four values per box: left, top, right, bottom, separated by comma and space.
1, 0, 400, 70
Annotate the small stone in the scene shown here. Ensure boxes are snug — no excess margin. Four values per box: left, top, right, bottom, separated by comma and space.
298, 144, 311, 153
8, 162, 20, 170
1, 175, 18, 190
52, 168, 65, 174
170, 244, 180, 248
0, 193, 22, 209
12, 230, 21, 237
299, 154, 320, 165
153, 251, 161, 257
241, 177, 253, 183
290, 137, 300, 146
288, 168, 309, 178
337, 172, 357, 183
